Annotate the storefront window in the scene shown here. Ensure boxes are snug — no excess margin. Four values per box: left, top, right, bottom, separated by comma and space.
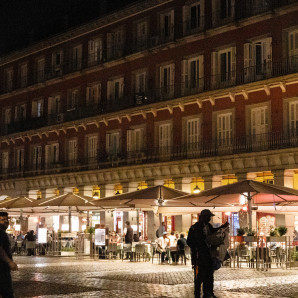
164, 179, 175, 189
190, 177, 204, 193
257, 213, 275, 236
221, 175, 237, 185
255, 171, 274, 184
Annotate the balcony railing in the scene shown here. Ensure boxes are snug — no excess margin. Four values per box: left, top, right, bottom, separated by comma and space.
1, 0, 297, 96
1, 56, 298, 136
0, 130, 297, 180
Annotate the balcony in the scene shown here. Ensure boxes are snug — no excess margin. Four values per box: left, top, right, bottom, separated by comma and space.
1, 56, 298, 136
0, 130, 297, 180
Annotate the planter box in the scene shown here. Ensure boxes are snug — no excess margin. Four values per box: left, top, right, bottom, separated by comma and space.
244, 236, 257, 242
266, 236, 286, 242
233, 236, 244, 242
290, 260, 298, 267
60, 251, 76, 256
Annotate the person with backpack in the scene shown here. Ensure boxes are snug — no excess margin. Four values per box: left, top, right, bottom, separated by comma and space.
187, 209, 229, 298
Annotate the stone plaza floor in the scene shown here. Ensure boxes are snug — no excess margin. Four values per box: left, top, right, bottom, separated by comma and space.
11, 256, 298, 298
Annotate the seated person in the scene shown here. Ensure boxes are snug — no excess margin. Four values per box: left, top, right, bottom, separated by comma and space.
168, 231, 178, 263
156, 232, 169, 263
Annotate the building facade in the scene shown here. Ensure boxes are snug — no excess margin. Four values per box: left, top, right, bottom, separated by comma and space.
1, 0, 298, 238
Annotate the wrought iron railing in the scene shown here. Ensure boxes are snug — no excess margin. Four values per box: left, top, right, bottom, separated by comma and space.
0, 130, 297, 180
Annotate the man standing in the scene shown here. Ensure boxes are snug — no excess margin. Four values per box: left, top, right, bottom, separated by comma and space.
0, 211, 18, 298
123, 221, 133, 259
187, 209, 229, 298
156, 221, 166, 238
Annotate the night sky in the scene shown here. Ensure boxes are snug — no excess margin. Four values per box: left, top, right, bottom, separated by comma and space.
0, 0, 139, 56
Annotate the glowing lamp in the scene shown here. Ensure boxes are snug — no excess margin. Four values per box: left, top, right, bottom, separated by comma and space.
193, 185, 201, 194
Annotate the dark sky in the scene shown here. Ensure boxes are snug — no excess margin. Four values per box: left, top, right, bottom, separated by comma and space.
0, 0, 139, 56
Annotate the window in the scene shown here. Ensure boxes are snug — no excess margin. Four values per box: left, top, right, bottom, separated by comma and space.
15, 148, 24, 171
217, 113, 232, 145
159, 63, 175, 98
160, 10, 174, 41
19, 63, 28, 88
3, 108, 11, 125
106, 132, 120, 156
127, 128, 144, 153
36, 58, 45, 82
186, 118, 201, 151
72, 45, 82, 70
88, 38, 103, 65
4, 68, 13, 92
288, 30, 298, 69
32, 146, 42, 170
158, 123, 172, 155
1, 152, 9, 171
182, 55, 204, 94
14, 104, 26, 122
52, 50, 63, 73
87, 136, 98, 161
107, 29, 124, 60
289, 100, 298, 135
251, 106, 268, 139
212, 0, 235, 26
48, 95, 61, 115
86, 83, 101, 106
107, 78, 124, 101
244, 37, 272, 82
32, 99, 44, 118
67, 89, 79, 110
45, 143, 59, 168
212, 47, 236, 88
183, 1, 204, 34
68, 139, 77, 164
136, 21, 148, 48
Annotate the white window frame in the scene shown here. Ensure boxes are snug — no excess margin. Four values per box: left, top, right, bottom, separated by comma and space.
182, 55, 204, 94
159, 63, 175, 98
158, 122, 172, 156
86, 83, 101, 106
72, 44, 82, 69
106, 131, 120, 156
3, 107, 11, 125
289, 100, 298, 134
183, 1, 204, 34
5, 68, 13, 91
52, 50, 63, 73
1, 151, 9, 170
186, 118, 201, 151
67, 139, 78, 163
212, 0, 235, 26
14, 103, 26, 122
88, 37, 103, 65
48, 95, 61, 115
251, 106, 268, 137
107, 29, 124, 60
15, 148, 24, 170
136, 21, 148, 47
45, 143, 59, 168
32, 99, 44, 118
32, 146, 42, 169
68, 88, 79, 110
20, 63, 28, 88
217, 112, 233, 146
87, 135, 98, 161
127, 127, 145, 153
288, 29, 298, 68
107, 77, 124, 101
36, 58, 45, 82
160, 10, 174, 41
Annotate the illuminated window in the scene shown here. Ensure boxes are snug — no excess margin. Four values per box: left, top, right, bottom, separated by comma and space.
92, 186, 100, 199
255, 171, 274, 184
191, 177, 204, 193
294, 171, 298, 190
221, 175, 237, 185
164, 179, 175, 189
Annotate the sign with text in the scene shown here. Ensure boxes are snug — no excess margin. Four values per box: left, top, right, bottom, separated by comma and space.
95, 228, 106, 246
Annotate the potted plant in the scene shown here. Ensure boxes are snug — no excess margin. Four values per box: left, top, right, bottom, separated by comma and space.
267, 226, 287, 242
244, 228, 257, 242
235, 227, 245, 242
277, 226, 287, 236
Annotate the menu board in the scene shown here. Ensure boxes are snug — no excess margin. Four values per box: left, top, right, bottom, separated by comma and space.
95, 228, 106, 246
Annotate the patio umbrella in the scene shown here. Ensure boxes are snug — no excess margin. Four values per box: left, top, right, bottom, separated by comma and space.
31, 192, 102, 232
0, 196, 35, 209
173, 180, 298, 230
94, 185, 189, 208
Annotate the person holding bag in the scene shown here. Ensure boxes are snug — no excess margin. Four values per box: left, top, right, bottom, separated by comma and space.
187, 209, 229, 298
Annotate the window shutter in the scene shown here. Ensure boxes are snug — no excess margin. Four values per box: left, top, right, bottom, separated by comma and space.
119, 78, 124, 98
182, 6, 189, 33
264, 37, 272, 75
127, 130, 133, 152
231, 47, 236, 81
244, 43, 252, 82
106, 134, 111, 153
32, 101, 37, 118
54, 144, 59, 163
86, 86, 91, 105
107, 81, 113, 100
182, 59, 188, 92
170, 9, 174, 38
135, 128, 144, 151
211, 51, 218, 87
107, 33, 113, 59
45, 145, 50, 165
212, 0, 218, 27
199, 55, 204, 90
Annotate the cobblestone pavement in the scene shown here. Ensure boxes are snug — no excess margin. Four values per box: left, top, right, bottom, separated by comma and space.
11, 256, 298, 298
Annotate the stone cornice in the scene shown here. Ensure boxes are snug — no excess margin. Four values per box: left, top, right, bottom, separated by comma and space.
0, 147, 297, 192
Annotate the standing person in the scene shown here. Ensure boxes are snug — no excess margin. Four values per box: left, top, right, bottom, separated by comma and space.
155, 221, 166, 238
156, 231, 169, 264
187, 209, 229, 298
177, 233, 187, 263
0, 211, 18, 298
123, 221, 133, 259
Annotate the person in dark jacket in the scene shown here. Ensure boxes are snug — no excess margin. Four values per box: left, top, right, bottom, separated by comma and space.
0, 211, 18, 298
124, 221, 133, 259
187, 209, 229, 298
